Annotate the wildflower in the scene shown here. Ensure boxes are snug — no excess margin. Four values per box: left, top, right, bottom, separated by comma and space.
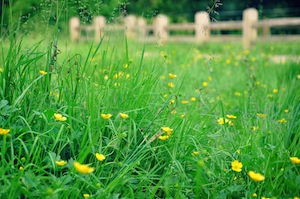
83, 194, 90, 198
190, 97, 196, 102
284, 109, 289, 113
0, 67, 3, 72
180, 114, 186, 118
95, 153, 106, 161
39, 70, 47, 75
104, 75, 109, 80
273, 89, 278, 93
168, 73, 177, 79
262, 197, 271, 199
297, 74, 300, 79
74, 162, 94, 174
55, 160, 67, 166
257, 113, 266, 118
101, 113, 112, 120
225, 59, 231, 64
19, 166, 24, 171
171, 110, 177, 115
202, 82, 208, 87
192, 151, 199, 156
0, 128, 10, 135
181, 100, 188, 105
54, 113, 67, 121
168, 82, 175, 88
280, 168, 284, 171
231, 160, 243, 172
252, 193, 257, 197
119, 113, 129, 119
158, 135, 169, 141
226, 114, 236, 119
278, 118, 287, 123
217, 118, 233, 126
125, 74, 130, 79
248, 171, 265, 182
161, 127, 173, 136
234, 92, 241, 96
290, 157, 300, 164
252, 126, 259, 131
236, 149, 241, 155
170, 99, 175, 104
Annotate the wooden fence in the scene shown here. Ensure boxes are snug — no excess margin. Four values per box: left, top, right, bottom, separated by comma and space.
69, 8, 300, 49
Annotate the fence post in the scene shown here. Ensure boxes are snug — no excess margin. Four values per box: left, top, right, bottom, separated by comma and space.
137, 17, 147, 39
124, 15, 137, 38
153, 14, 169, 45
70, 17, 80, 42
243, 8, 258, 49
195, 12, 210, 43
94, 16, 106, 42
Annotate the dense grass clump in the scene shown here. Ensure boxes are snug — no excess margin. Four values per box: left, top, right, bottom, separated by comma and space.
0, 31, 300, 198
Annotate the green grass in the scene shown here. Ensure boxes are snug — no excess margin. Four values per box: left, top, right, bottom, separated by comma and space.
1, 30, 300, 199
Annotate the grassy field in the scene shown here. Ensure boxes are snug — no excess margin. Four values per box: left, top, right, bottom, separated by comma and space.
0, 32, 300, 199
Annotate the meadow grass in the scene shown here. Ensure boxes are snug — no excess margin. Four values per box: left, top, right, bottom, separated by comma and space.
0, 31, 300, 199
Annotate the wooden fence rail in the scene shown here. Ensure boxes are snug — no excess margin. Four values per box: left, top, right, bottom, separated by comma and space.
69, 8, 300, 49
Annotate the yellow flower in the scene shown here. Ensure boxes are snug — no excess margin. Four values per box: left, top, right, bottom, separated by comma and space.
0, 67, 3, 72
297, 74, 300, 79
257, 113, 266, 118
170, 99, 175, 104
278, 118, 287, 123
190, 97, 196, 102
262, 197, 271, 199
55, 160, 67, 166
248, 171, 265, 182
180, 114, 186, 118
217, 118, 233, 126
202, 81, 208, 87
119, 113, 129, 119
104, 75, 109, 80
74, 162, 94, 174
83, 193, 90, 198
290, 157, 300, 164
284, 109, 289, 113
54, 113, 67, 121
273, 89, 278, 93
234, 92, 241, 96
19, 166, 24, 171
168, 73, 177, 78
158, 135, 169, 141
39, 70, 47, 75
95, 153, 106, 161
168, 82, 175, 88
226, 114, 236, 119
171, 110, 177, 115
181, 100, 188, 105
252, 126, 259, 131
192, 151, 199, 156
252, 193, 257, 197
101, 113, 112, 120
231, 160, 243, 172
0, 128, 10, 135
161, 127, 173, 136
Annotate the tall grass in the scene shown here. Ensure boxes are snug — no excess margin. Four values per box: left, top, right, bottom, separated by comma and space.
1, 2, 300, 199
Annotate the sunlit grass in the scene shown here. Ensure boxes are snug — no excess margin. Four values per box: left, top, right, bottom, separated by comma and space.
1, 29, 300, 198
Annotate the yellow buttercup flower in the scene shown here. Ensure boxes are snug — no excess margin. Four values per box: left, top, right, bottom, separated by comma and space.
252, 193, 257, 197
168, 82, 175, 88
96, 153, 106, 161
19, 166, 24, 171
0, 128, 10, 135
248, 171, 265, 182
170, 99, 175, 104
168, 73, 177, 78
257, 113, 266, 118
190, 97, 196, 102
181, 100, 188, 105
290, 157, 300, 164
192, 151, 199, 156
54, 113, 67, 121
74, 162, 94, 174
55, 160, 67, 166
83, 193, 90, 198
101, 113, 112, 120
278, 118, 287, 123
39, 70, 47, 75
161, 127, 173, 136
273, 89, 278, 93
231, 160, 243, 172
119, 112, 129, 119
202, 81, 208, 87
217, 118, 233, 126
284, 109, 289, 113
0, 67, 3, 72
158, 135, 169, 141
234, 92, 241, 96
226, 114, 237, 119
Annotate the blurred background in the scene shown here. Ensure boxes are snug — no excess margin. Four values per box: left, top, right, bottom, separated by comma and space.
1, 0, 300, 35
